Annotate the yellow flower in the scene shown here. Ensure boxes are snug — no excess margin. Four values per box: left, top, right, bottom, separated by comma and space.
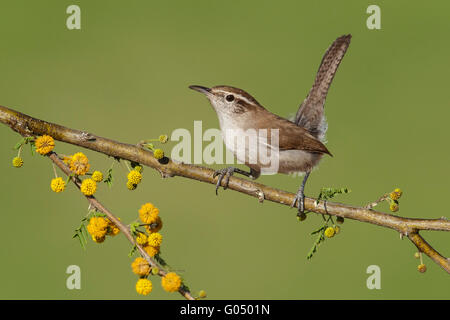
143, 245, 159, 257
92, 170, 103, 182
198, 290, 207, 299
389, 201, 399, 212
133, 165, 143, 173
131, 257, 150, 276
50, 177, 66, 193
69, 152, 90, 175
12, 157, 23, 168
153, 149, 164, 160
127, 180, 137, 190
63, 156, 72, 165
297, 212, 307, 221
417, 264, 427, 273
136, 278, 152, 296
35, 135, 55, 155
324, 227, 335, 238
390, 188, 403, 201
145, 216, 163, 234
139, 203, 160, 224
92, 234, 106, 243
159, 135, 168, 144
106, 218, 120, 236
147, 232, 163, 247
86, 216, 108, 238
334, 226, 341, 234
127, 170, 142, 184
80, 178, 97, 196
161, 272, 182, 292
136, 233, 148, 245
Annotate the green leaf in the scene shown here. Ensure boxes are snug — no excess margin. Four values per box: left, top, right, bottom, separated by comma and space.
29, 141, 35, 155
316, 186, 351, 204
65, 173, 74, 185
154, 254, 168, 267
307, 230, 325, 260
310, 225, 325, 235
103, 168, 114, 188
129, 222, 140, 235
128, 245, 138, 257
14, 141, 23, 150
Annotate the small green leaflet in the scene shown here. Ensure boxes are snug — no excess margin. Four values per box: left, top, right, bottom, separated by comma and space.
316, 187, 351, 205
103, 168, 114, 188
128, 245, 138, 257
154, 253, 168, 267
307, 225, 326, 260
73, 222, 88, 250
129, 221, 140, 236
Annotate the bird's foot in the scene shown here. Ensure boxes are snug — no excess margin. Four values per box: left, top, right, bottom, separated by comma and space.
213, 167, 237, 195
291, 189, 306, 217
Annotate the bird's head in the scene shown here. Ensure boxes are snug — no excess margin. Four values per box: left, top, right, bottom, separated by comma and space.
189, 85, 263, 117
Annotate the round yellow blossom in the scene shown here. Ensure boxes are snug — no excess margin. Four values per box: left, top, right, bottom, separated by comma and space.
198, 290, 207, 299
131, 257, 151, 276
127, 180, 137, 190
297, 212, 307, 221
389, 188, 403, 201
324, 227, 335, 238
127, 170, 142, 185
50, 177, 66, 193
106, 218, 120, 236
145, 216, 163, 234
136, 233, 148, 245
80, 178, 97, 196
87, 216, 108, 238
62, 156, 72, 165
389, 201, 399, 212
136, 278, 152, 295
334, 226, 341, 234
389, 188, 403, 200
132, 165, 143, 173
417, 264, 427, 273
159, 135, 168, 144
12, 157, 23, 168
143, 244, 160, 257
69, 152, 90, 175
92, 234, 106, 243
139, 203, 160, 224
153, 149, 164, 160
147, 232, 163, 247
161, 272, 182, 292
92, 170, 103, 182
35, 135, 55, 155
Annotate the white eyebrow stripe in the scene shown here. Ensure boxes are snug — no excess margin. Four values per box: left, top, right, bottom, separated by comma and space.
215, 90, 254, 105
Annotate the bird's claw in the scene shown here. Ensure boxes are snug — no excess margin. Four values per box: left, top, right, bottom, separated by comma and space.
291, 190, 305, 216
213, 167, 236, 195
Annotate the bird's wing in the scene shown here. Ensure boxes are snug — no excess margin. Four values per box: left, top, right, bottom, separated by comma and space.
295, 34, 351, 138
256, 112, 332, 156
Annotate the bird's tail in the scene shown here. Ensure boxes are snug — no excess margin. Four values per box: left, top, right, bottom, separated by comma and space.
295, 34, 351, 140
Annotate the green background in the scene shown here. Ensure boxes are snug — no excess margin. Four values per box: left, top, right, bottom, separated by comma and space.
0, 1, 448, 299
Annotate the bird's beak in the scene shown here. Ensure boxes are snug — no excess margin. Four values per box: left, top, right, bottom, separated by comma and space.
189, 85, 211, 96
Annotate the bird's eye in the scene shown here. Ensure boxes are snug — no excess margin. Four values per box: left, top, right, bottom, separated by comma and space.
225, 94, 235, 102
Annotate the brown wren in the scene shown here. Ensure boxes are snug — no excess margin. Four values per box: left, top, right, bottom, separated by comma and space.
189, 34, 351, 215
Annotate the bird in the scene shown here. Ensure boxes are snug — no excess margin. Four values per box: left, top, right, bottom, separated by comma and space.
189, 34, 351, 215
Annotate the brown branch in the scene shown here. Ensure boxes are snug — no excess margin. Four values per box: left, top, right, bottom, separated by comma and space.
1, 105, 449, 273
47, 152, 195, 300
